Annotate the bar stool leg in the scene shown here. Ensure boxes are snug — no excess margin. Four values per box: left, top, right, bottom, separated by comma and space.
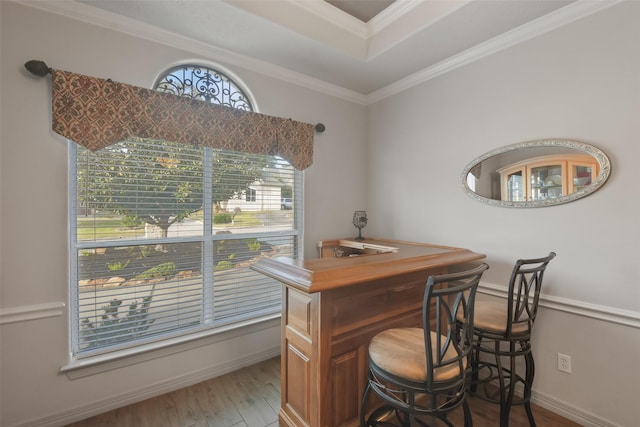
360, 373, 372, 427
502, 342, 518, 427
491, 340, 508, 427
462, 398, 473, 427
524, 347, 537, 426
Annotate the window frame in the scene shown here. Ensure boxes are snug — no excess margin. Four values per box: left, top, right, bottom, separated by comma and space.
66, 63, 304, 369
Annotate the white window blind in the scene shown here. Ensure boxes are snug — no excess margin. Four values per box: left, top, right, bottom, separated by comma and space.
71, 138, 300, 357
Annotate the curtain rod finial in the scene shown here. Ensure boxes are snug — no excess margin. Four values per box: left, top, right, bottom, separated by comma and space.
315, 123, 325, 133
25, 60, 52, 77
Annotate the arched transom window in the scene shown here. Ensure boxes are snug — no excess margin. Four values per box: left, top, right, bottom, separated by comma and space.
155, 64, 252, 110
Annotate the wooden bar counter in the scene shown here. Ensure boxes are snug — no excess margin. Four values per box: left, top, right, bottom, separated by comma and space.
251, 238, 485, 427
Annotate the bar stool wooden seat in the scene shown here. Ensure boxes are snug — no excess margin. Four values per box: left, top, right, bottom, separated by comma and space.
360, 264, 489, 427
465, 252, 556, 427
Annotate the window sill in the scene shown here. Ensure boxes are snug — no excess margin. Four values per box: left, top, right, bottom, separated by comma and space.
60, 314, 281, 380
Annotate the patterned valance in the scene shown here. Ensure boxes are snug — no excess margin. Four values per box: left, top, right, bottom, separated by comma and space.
50, 69, 315, 170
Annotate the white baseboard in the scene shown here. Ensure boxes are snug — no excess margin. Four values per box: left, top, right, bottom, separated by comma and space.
17, 346, 281, 427
532, 389, 623, 427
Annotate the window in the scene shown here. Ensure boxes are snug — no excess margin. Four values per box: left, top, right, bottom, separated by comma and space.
70, 64, 302, 358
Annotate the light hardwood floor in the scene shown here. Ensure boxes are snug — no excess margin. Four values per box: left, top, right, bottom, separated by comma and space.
65, 357, 581, 427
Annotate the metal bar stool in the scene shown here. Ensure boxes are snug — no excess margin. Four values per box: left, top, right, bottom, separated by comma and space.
360, 263, 489, 427
465, 252, 556, 427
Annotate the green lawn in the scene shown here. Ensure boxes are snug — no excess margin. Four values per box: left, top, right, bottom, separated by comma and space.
77, 216, 145, 240
188, 210, 264, 227
77, 211, 265, 240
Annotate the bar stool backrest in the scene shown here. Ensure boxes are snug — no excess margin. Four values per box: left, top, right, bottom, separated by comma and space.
505, 252, 556, 338
422, 263, 489, 392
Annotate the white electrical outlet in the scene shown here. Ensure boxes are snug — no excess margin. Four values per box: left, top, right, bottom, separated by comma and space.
558, 353, 572, 373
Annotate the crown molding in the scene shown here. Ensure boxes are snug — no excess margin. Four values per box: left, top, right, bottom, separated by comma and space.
16, 0, 369, 105
284, 0, 368, 38
367, 0, 469, 59
368, 0, 426, 35
226, 0, 368, 59
227, 0, 462, 61
229, 0, 431, 54
367, 0, 623, 104
15, 0, 622, 106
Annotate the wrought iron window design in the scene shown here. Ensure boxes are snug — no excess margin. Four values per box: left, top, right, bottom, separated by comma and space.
155, 65, 252, 110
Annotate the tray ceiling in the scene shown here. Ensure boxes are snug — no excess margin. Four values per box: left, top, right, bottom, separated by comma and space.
64, 0, 587, 97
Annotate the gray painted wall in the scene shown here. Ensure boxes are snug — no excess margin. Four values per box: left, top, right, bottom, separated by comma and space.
367, 2, 639, 426
1, 1, 638, 426
0, 3, 366, 426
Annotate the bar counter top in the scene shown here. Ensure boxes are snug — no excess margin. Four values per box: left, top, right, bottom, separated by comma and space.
251, 238, 485, 293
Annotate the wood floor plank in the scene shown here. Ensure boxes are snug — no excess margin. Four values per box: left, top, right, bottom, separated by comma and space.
70, 406, 129, 427
111, 405, 135, 426
246, 358, 281, 393
65, 356, 580, 427
218, 369, 278, 427
255, 382, 280, 414
193, 377, 244, 427
163, 386, 209, 427
120, 396, 160, 427
245, 358, 281, 411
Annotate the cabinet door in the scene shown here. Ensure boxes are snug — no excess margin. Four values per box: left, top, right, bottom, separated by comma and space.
528, 163, 565, 201
568, 161, 597, 193
501, 167, 525, 201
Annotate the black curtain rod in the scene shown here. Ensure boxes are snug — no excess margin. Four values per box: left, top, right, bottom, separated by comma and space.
24, 60, 326, 133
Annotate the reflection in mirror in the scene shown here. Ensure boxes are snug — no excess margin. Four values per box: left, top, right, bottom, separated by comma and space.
462, 139, 611, 208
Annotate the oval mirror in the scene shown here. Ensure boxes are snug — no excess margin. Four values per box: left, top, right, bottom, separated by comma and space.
461, 139, 611, 208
